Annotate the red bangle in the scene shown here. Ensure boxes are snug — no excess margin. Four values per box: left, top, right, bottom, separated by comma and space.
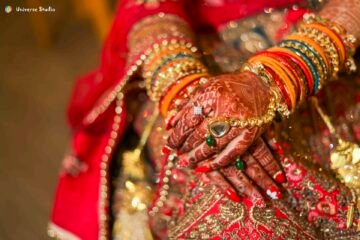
268, 48, 314, 95
264, 66, 292, 110
261, 52, 301, 102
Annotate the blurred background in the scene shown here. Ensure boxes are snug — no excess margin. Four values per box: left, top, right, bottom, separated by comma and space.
0, 0, 115, 239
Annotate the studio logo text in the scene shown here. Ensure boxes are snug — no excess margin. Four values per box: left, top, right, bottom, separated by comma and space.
5, 5, 56, 13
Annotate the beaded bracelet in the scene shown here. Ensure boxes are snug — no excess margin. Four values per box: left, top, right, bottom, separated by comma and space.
149, 58, 208, 101
142, 41, 207, 102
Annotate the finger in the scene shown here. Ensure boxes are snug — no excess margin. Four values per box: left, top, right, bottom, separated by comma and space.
208, 128, 258, 170
249, 138, 286, 184
167, 106, 204, 149
220, 165, 264, 203
241, 154, 283, 200
167, 101, 191, 129
180, 128, 243, 167
206, 171, 241, 202
179, 120, 208, 153
167, 87, 207, 129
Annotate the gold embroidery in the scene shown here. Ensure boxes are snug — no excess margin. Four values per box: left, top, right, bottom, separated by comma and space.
251, 205, 299, 239
168, 185, 222, 239
168, 185, 246, 239
187, 199, 246, 239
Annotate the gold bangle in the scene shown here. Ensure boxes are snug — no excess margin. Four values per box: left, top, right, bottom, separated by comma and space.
299, 27, 340, 79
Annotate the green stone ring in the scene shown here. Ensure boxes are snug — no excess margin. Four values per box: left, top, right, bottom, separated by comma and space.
235, 158, 246, 170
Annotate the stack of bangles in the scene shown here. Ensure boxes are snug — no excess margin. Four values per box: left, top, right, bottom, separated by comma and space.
127, 14, 210, 117
142, 40, 209, 115
140, 37, 209, 116
242, 13, 357, 117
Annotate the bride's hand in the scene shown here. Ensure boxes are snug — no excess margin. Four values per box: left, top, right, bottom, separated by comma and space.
166, 72, 285, 199
167, 71, 276, 169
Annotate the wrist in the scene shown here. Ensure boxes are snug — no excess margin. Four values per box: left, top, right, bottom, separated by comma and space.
143, 50, 208, 102
159, 72, 210, 117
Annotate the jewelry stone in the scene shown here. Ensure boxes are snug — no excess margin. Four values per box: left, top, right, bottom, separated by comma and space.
193, 106, 203, 115
208, 121, 230, 138
205, 135, 216, 147
235, 158, 246, 170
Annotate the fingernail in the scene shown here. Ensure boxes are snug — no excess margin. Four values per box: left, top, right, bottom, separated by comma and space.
176, 150, 183, 156
225, 189, 241, 202
194, 165, 212, 173
162, 146, 171, 155
273, 171, 286, 184
266, 186, 283, 200
276, 147, 284, 155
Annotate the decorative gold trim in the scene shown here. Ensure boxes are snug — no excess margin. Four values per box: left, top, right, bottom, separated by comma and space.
98, 93, 124, 240
83, 75, 131, 125
47, 222, 81, 240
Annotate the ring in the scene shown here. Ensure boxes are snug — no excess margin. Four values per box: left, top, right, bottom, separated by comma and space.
207, 117, 231, 138
193, 105, 203, 115
205, 117, 231, 147
191, 100, 204, 116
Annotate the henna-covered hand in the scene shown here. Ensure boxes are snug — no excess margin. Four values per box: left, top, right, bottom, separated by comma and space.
196, 138, 285, 201
167, 72, 273, 169
166, 72, 285, 199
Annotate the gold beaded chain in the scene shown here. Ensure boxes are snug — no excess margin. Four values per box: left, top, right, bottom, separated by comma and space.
206, 91, 278, 142
148, 152, 177, 216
